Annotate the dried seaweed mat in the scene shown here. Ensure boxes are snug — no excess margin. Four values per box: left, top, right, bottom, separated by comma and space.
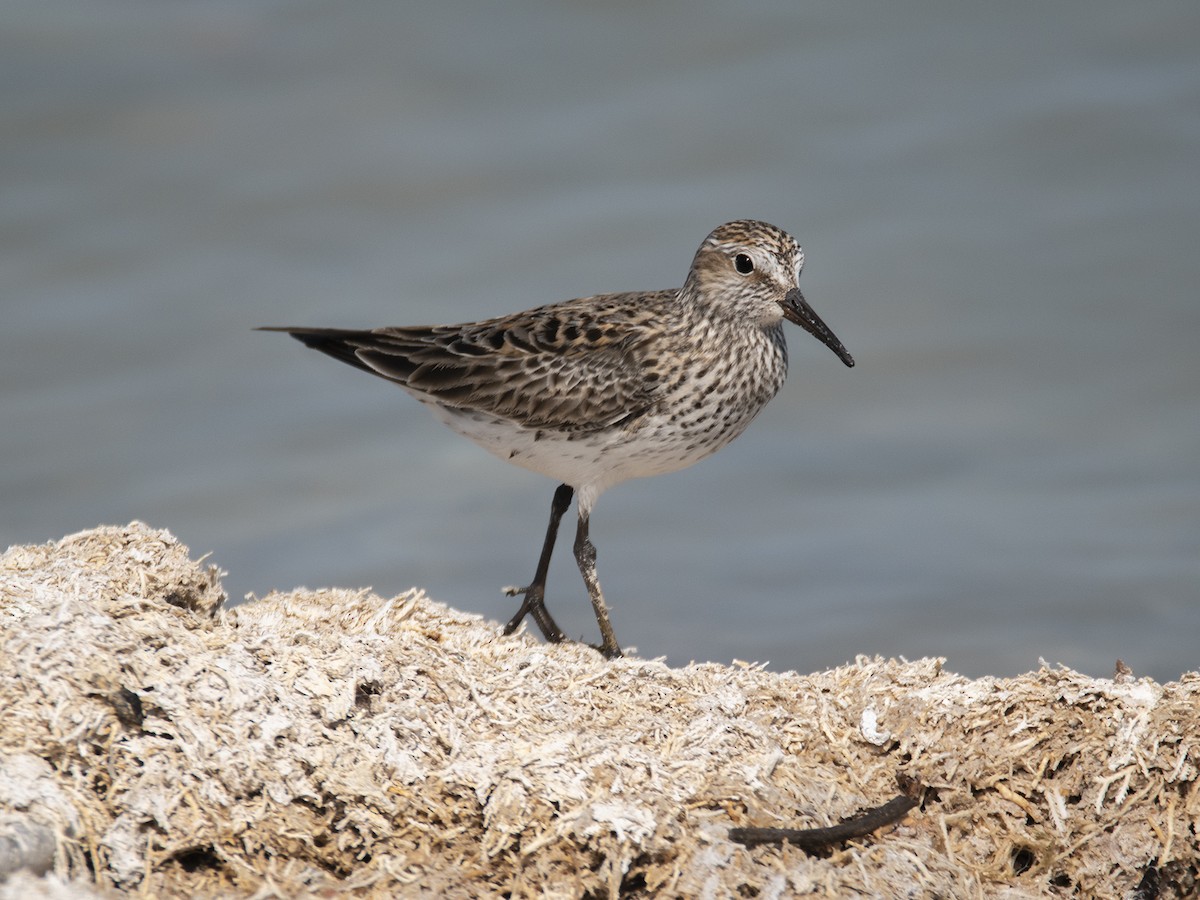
1, 523, 1197, 898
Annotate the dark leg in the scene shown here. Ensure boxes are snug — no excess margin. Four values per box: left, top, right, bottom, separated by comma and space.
503, 483, 573, 643
573, 510, 622, 659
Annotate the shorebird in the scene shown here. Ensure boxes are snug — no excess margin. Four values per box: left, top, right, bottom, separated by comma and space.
261, 219, 853, 658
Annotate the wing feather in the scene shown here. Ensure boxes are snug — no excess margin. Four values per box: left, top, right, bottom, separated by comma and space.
262, 291, 674, 433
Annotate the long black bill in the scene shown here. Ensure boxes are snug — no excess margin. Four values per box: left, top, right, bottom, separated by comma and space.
781, 288, 855, 367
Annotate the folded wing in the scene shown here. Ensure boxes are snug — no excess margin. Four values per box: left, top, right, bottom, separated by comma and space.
261, 292, 672, 434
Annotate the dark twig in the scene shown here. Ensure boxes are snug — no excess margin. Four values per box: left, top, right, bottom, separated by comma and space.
730, 776, 926, 852
1129, 859, 1159, 900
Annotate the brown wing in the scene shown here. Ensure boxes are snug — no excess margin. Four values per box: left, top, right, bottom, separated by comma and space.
261, 291, 675, 433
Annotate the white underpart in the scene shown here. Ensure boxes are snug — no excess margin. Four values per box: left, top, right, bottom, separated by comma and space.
414, 338, 786, 515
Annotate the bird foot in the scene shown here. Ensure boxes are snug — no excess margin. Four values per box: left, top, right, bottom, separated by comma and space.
589, 641, 624, 660
501, 583, 568, 643
500, 585, 620, 658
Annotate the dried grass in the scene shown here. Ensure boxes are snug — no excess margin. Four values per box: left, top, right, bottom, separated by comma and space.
1, 523, 1196, 898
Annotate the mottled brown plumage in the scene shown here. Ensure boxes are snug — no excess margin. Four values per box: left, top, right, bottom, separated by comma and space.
262, 220, 853, 658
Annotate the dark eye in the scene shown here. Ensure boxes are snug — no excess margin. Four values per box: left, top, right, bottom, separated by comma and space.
734, 253, 754, 275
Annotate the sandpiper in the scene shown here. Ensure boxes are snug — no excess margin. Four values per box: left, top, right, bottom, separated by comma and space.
262, 220, 853, 658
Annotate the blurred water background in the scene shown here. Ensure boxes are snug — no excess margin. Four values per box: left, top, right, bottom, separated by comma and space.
3, 1, 1198, 680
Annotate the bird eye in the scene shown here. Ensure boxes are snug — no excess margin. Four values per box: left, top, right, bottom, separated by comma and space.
734, 253, 754, 275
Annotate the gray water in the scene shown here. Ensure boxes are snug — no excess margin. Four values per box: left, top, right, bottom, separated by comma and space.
3, 1, 1198, 681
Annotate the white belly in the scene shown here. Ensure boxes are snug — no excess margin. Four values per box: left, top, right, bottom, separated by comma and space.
420, 391, 770, 512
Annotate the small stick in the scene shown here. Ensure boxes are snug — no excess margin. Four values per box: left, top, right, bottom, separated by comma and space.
730, 776, 925, 852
